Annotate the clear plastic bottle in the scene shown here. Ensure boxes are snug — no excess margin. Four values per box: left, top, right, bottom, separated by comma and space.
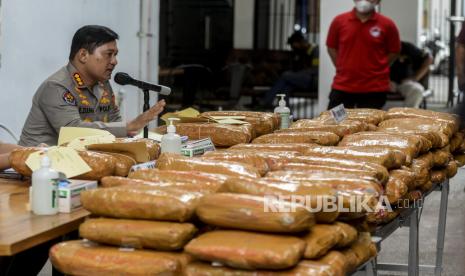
161, 118, 182, 154
31, 150, 59, 215
274, 94, 291, 129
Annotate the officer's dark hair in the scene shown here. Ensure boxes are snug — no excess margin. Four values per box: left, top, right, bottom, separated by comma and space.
287, 31, 305, 45
69, 25, 119, 60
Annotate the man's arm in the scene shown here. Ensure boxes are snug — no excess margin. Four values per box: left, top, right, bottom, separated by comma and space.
327, 47, 338, 67
456, 43, 465, 91
414, 54, 433, 82
39, 82, 165, 138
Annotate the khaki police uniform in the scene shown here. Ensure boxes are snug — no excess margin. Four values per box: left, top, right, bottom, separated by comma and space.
19, 63, 126, 146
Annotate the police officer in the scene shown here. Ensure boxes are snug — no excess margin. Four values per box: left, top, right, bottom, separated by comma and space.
19, 25, 165, 146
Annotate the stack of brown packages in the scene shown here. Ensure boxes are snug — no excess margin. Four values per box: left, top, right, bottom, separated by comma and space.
9, 138, 161, 180
45, 108, 464, 274
50, 170, 214, 275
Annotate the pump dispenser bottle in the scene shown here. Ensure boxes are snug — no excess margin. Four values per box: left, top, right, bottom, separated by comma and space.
274, 94, 291, 129
161, 118, 182, 154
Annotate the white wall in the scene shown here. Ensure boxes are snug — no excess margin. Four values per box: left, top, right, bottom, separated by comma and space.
318, 0, 353, 113
0, 0, 154, 143
381, 0, 422, 45
234, 0, 255, 49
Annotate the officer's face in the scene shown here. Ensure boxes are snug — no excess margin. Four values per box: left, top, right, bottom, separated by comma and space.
86, 41, 118, 82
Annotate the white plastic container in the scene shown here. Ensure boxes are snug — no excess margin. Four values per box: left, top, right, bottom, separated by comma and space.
161, 118, 182, 154
31, 150, 59, 215
274, 94, 291, 129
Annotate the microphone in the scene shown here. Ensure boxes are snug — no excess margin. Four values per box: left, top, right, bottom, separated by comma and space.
114, 72, 171, 95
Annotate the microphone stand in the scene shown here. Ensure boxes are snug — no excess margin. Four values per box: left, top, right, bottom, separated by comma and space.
143, 89, 150, 138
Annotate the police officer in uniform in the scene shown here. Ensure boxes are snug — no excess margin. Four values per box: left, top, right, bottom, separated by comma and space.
19, 25, 165, 146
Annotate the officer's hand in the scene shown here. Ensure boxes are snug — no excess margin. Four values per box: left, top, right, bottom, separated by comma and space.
127, 100, 166, 133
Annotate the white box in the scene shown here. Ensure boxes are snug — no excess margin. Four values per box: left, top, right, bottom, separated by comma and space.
58, 179, 98, 213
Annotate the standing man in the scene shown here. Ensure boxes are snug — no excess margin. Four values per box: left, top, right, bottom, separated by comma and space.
390, 41, 433, 108
326, 0, 401, 109
262, 31, 318, 107
19, 25, 165, 146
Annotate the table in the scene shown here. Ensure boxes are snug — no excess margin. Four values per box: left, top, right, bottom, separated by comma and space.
355, 180, 450, 276
0, 178, 89, 256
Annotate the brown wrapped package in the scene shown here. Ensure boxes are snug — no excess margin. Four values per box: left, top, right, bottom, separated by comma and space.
432, 149, 452, 168
252, 132, 340, 146
339, 131, 431, 153
100, 176, 221, 193
303, 145, 406, 169
339, 132, 429, 163
319, 108, 386, 125
196, 193, 315, 233
302, 224, 344, 259
128, 169, 227, 188
92, 151, 136, 177
385, 107, 459, 134
420, 180, 434, 192
219, 176, 339, 223
9, 147, 116, 180
201, 111, 277, 136
366, 209, 399, 224
385, 172, 409, 204
281, 163, 388, 184
285, 156, 389, 184
157, 153, 261, 178
81, 186, 202, 222
341, 233, 377, 272
263, 174, 380, 214
228, 143, 313, 154
266, 169, 380, 186
233, 151, 302, 171
334, 222, 359, 248
265, 170, 382, 194
50, 240, 187, 276
290, 119, 367, 135
276, 125, 360, 138
79, 218, 197, 250
411, 153, 434, 187
87, 138, 160, 162
446, 160, 458, 178
431, 169, 447, 184
450, 132, 465, 152
184, 230, 306, 270
378, 118, 452, 147
115, 137, 160, 160
155, 123, 254, 147
184, 255, 347, 276
202, 151, 269, 176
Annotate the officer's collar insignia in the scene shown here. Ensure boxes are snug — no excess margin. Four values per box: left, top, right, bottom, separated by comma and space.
72, 72, 85, 88
62, 91, 77, 106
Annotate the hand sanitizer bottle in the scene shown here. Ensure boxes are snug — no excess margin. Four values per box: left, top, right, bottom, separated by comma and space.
161, 118, 182, 154
31, 149, 59, 215
274, 94, 291, 129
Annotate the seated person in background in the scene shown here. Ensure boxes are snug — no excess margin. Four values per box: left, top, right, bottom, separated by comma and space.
262, 31, 318, 108
19, 25, 165, 147
0, 142, 21, 170
390, 41, 433, 108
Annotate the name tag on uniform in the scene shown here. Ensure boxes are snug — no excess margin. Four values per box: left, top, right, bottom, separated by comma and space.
99, 106, 111, 112
79, 107, 95, 114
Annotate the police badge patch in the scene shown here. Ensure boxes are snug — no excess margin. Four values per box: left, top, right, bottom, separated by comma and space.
62, 91, 77, 106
